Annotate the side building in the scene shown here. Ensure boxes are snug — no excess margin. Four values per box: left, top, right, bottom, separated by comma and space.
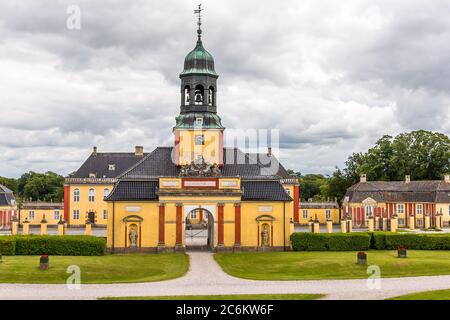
19, 201, 64, 226
298, 201, 340, 225
0, 184, 17, 229
64, 146, 148, 227
343, 174, 450, 229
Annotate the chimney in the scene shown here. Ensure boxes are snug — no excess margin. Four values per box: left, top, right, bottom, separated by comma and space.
360, 174, 367, 183
267, 147, 272, 157
93, 146, 97, 156
135, 146, 144, 157
445, 174, 450, 183
405, 175, 411, 183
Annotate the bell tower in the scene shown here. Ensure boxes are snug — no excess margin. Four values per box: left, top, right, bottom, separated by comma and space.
174, 4, 224, 166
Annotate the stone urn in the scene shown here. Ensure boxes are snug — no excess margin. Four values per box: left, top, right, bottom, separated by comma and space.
39, 255, 49, 270
357, 252, 367, 265
397, 246, 407, 258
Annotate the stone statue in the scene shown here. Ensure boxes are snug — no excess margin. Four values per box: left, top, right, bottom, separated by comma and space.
179, 157, 221, 177
129, 228, 138, 247
261, 226, 269, 246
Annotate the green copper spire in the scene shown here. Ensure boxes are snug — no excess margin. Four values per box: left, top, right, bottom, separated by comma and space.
180, 4, 217, 77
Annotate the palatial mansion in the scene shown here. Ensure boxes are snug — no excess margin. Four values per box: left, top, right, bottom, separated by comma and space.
2, 10, 449, 249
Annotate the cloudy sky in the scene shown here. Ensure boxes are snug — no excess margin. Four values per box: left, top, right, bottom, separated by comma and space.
0, 0, 449, 178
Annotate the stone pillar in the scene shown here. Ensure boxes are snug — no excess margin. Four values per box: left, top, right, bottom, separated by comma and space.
217, 203, 225, 247
158, 203, 165, 251
390, 215, 398, 232
409, 214, 415, 230
326, 219, 333, 233
368, 216, 374, 232
313, 221, 320, 233
85, 221, 92, 236
40, 215, 48, 236
234, 203, 241, 248
347, 218, 353, 233
425, 214, 430, 229
340, 220, 347, 233
382, 217, 388, 231
435, 214, 442, 229
11, 219, 18, 235
22, 219, 30, 235
57, 220, 65, 236
307, 218, 313, 232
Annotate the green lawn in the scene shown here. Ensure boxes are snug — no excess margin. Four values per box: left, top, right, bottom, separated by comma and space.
389, 289, 450, 300
0, 253, 189, 284
215, 251, 450, 280
101, 294, 324, 300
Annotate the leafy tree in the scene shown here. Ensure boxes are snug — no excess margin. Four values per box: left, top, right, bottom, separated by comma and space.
19, 171, 64, 202
299, 174, 328, 201
0, 176, 18, 194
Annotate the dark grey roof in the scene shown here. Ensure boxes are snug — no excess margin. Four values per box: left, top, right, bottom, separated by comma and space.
299, 202, 339, 209
70, 152, 148, 178
241, 181, 292, 201
105, 180, 158, 201
121, 147, 290, 180
0, 184, 15, 206
345, 181, 450, 203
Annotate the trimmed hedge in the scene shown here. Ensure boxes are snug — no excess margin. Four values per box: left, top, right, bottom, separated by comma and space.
291, 233, 371, 251
0, 237, 16, 255
372, 232, 450, 250
0, 235, 105, 256
291, 232, 450, 251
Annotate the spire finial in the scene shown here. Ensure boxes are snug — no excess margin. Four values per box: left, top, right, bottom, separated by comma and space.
194, 4, 203, 43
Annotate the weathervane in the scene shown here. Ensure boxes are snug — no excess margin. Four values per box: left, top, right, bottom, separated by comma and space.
194, 4, 203, 42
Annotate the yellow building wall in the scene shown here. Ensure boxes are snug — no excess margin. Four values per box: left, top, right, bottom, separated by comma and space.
20, 208, 62, 225
298, 208, 340, 224
69, 184, 113, 225
107, 197, 294, 250
437, 203, 450, 224
176, 129, 222, 165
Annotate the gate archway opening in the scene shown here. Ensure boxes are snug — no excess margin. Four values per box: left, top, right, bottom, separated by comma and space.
185, 207, 214, 251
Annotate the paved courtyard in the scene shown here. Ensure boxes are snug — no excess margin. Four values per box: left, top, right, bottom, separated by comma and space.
1, 252, 450, 300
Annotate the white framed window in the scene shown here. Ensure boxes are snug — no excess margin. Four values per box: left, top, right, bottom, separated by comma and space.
73, 210, 80, 220
108, 164, 116, 171
195, 117, 203, 126
398, 218, 405, 226
191, 211, 197, 219
28, 211, 35, 220
417, 219, 424, 227
448, 205, 450, 215
285, 188, 291, 195
326, 209, 331, 219
302, 209, 308, 219
103, 210, 108, 220
88, 188, 95, 202
103, 188, 110, 198
416, 204, 423, 215
54, 210, 60, 221
397, 203, 404, 214
74, 189, 80, 202
365, 206, 372, 217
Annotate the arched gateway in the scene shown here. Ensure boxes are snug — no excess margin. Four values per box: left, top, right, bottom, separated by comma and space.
104, 6, 297, 253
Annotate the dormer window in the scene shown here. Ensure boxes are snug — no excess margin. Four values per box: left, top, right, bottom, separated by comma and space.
108, 164, 116, 171
89, 173, 96, 178
195, 117, 203, 127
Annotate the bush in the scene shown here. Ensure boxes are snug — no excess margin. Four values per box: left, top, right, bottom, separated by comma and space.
291, 233, 371, 251
381, 233, 450, 250
0, 237, 16, 255
13, 235, 106, 256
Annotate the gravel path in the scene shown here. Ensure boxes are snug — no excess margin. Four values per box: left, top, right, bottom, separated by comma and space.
1, 252, 449, 300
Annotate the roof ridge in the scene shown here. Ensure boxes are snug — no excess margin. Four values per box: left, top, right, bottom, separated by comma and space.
117, 147, 162, 179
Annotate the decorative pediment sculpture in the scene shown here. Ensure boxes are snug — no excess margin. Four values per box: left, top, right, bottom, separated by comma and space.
179, 156, 221, 177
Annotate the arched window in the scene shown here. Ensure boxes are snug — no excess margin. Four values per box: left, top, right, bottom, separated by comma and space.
194, 84, 204, 105
208, 86, 215, 106
88, 188, 95, 202
74, 189, 80, 202
184, 85, 190, 105
103, 188, 110, 198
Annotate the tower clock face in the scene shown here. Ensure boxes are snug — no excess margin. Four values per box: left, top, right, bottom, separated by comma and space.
195, 134, 204, 145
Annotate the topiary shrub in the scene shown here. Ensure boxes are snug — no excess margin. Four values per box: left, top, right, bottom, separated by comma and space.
291, 233, 371, 251
383, 233, 450, 250
0, 237, 16, 255
13, 235, 106, 256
